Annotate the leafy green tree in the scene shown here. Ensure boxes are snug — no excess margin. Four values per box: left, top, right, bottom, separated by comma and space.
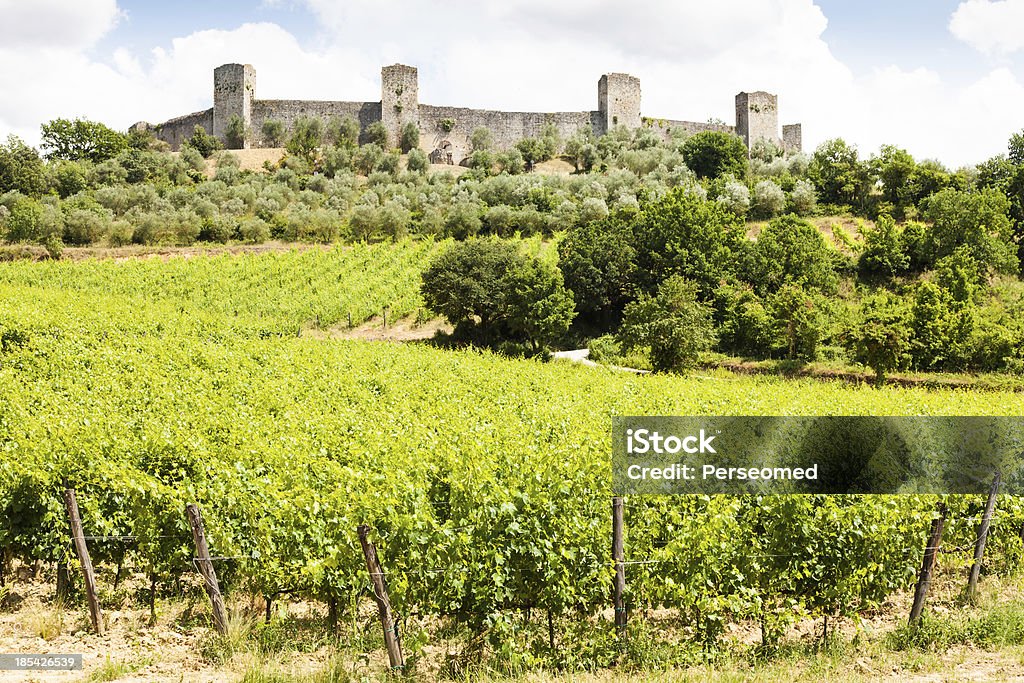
557, 211, 637, 328
716, 178, 751, 217
618, 275, 717, 372
286, 117, 323, 162
40, 118, 128, 163
365, 122, 389, 148
851, 293, 911, 384
261, 119, 286, 146
182, 125, 222, 158
871, 145, 916, 213
789, 179, 817, 216
859, 214, 909, 278
496, 149, 525, 175
921, 188, 1017, 274
0, 136, 47, 196
751, 179, 786, 219
742, 215, 838, 295
563, 130, 597, 172
399, 122, 420, 153
909, 281, 974, 371
713, 281, 775, 357
770, 283, 824, 360
809, 138, 871, 208
352, 144, 384, 175
470, 127, 493, 152
324, 116, 360, 147
406, 148, 429, 173
935, 245, 984, 303
515, 138, 549, 170
681, 131, 748, 179
225, 115, 247, 149
502, 258, 575, 351
421, 239, 572, 348
632, 186, 743, 295
49, 160, 89, 198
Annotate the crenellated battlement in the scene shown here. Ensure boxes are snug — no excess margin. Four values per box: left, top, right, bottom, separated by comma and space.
136, 63, 802, 163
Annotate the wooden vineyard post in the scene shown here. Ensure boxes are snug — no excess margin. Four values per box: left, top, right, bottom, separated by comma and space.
612, 496, 627, 644
909, 502, 947, 626
967, 471, 1001, 600
63, 489, 104, 634
186, 504, 229, 635
357, 524, 404, 672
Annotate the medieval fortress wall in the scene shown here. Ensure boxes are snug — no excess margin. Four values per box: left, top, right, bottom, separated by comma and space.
140, 63, 802, 164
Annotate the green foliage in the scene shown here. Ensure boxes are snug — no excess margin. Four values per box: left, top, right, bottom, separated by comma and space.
770, 283, 824, 360
922, 188, 1018, 275
713, 281, 775, 357
50, 160, 89, 199
872, 145, 916, 214
742, 215, 838, 296
789, 179, 817, 216
365, 122, 389, 148
0, 136, 47, 196
225, 115, 247, 150
399, 122, 420, 154
859, 214, 910, 278
183, 125, 222, 159
261, 119, 286, 147
851, 293, 911, 384
716, 177, 750, 217
2, 243, 1024, 672
420, 238, 572, 348
632, 186, 743, 295
557, 211, 637, 328
285, 118, 323, 163
935, 246, 985, 303
421, 238, 524, 332
40, 118, 128, 163
406, 148, 429, 173
502, 258, 575, 351
515, 138, 549, 170
325, 116, 359, 148
618, 275, 717, 371
909, 281, 975, 371
809, 138, 870, 208
681, 131, 748, 179
751, 179, 786, 219
470, 127, 492, 152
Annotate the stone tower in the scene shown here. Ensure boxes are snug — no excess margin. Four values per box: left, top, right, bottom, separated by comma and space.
783, 124, 803, 154
213, 63, 255, 147
735, 91, 778, 149
598, 73, 641, 136
381, 64, 419, 149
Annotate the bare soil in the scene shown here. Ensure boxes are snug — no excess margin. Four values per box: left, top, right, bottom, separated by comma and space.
4, 570, 1024, 681
58, 241, 335, 263
302, 315, 451, 342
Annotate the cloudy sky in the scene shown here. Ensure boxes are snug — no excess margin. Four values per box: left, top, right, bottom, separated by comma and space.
1, 0, 1023, 167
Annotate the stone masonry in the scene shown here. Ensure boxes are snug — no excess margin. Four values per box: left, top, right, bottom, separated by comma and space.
213, 63, 255, 147
139, 63, 802, 164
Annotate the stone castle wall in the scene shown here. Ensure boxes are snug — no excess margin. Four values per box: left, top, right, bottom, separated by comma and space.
250, 100, 381, 146
646, 118, 736, 140
418, 105, 596, 163
142, 63, 802, 162
153, 109, 213, 150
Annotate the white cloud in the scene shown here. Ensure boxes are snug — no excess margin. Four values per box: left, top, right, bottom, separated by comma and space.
0, 0, 121, 49
0, 0, 1021, 168
950, 0, 1024, 55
